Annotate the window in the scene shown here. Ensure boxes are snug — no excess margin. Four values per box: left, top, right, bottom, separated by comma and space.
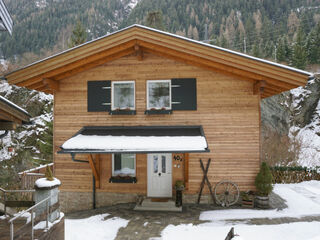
112, 154, 136, 177
111, 81, 135, 110
147, 80, 171, 110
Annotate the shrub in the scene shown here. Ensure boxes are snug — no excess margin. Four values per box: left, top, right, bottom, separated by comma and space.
255, 162, 273, 196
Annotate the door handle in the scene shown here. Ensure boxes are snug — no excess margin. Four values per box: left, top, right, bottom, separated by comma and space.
158, 173, 161, 176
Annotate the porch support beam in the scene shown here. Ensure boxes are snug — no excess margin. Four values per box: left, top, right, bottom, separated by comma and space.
88, 154, 100, 189
184, 153, 189, 190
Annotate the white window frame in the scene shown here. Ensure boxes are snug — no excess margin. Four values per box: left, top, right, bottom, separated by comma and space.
146, 80, 172, 110
112, 153, 136, 177
111, 81, 135, 110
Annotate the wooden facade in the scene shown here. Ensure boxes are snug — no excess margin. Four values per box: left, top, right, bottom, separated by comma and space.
4, 25, 312, 209
53, 52, 260, 194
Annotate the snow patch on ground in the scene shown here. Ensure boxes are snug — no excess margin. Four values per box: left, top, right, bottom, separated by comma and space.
65, 214, 129, 240
161, 222, 320, 240
200, 181, 320, 222
161, 181, 320, 240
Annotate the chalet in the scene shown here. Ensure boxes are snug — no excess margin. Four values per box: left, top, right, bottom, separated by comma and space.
4, 25, 313, 213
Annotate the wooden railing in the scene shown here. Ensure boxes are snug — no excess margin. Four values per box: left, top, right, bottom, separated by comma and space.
0, 188, 35, 216
18, 163, 53, 190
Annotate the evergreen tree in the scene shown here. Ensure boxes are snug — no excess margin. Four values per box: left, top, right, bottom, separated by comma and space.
291, 28, 307, 70
306, 22, 320, 64
68, 20, 87, 48
36, 120, 53, 165
145, 11, 165, 30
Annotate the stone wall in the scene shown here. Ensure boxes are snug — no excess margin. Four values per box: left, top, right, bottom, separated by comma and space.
59, 191, 139, 213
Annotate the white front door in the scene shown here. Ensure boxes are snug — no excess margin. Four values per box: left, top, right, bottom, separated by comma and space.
147, 153, 172, 197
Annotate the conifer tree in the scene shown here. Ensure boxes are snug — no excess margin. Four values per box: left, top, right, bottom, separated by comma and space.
291, 28, 307, 70
68, 20, 87, 48
145, 11, 165, 30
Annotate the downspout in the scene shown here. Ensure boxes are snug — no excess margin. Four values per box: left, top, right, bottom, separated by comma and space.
93, 175, 96, 209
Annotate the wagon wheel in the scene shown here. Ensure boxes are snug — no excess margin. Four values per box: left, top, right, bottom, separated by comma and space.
214, 180, 240, 207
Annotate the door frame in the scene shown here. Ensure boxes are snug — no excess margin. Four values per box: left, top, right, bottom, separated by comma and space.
147, 153, 172, 197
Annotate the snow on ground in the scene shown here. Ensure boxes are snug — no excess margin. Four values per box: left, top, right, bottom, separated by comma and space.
161, 181, 320, 240
200, 181, 320, 221
64, 181, 320, 240
161, 222, 320, 240
65, 214, 129, 240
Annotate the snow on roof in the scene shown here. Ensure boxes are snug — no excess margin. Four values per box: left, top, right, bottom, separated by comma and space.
0, 95, 30, 116
6, 24, 313, 79
61, 135, 208, 153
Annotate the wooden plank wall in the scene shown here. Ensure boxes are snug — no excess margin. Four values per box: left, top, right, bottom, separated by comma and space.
54, 52, 260, 195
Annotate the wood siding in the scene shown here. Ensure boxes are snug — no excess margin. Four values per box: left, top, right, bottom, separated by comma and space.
54, 52, 260, 195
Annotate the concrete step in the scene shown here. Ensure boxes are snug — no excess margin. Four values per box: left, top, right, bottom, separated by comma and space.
134, 199, 182, 212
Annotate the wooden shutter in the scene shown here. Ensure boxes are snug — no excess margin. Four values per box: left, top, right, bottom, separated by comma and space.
87, 81, 111, 112
171, 78, 197, 110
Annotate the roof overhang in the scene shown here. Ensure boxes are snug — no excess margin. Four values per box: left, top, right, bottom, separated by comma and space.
58, 126, 210, 154
4, 24, 313, 98
0, 95, 31, 130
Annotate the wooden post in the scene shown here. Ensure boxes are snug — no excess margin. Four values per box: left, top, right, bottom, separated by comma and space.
88, 154, 100, 189
184, 153, 189, 190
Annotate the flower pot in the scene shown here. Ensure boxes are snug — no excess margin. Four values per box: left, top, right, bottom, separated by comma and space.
255, 195, 269, 209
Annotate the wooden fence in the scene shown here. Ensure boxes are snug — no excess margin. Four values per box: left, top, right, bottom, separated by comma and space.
270, 166, 320, 183
18, 163, 54, 190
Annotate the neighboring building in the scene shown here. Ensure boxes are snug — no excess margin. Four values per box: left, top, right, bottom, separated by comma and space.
0, 95, 30, 132
0, 0, 13, 35
4, 25, 313, 213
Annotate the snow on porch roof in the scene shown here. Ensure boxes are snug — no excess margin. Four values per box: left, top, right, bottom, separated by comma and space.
58, 126, 209, 154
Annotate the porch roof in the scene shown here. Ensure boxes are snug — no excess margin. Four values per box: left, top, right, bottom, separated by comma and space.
58, 126, 209, 154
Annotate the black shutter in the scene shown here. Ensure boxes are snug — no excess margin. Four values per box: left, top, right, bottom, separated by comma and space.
171, 78, 197, 110
87, 81, 111, 112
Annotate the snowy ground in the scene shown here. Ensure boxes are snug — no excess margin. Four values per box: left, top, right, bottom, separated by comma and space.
65, 181, 320, 240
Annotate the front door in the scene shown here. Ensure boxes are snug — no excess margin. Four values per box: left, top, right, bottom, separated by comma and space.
147, 153, 172, 197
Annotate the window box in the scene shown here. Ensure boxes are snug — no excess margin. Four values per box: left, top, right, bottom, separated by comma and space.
110, 109, 136, 115
109, 176, 137, 183
145, 109, 172, 115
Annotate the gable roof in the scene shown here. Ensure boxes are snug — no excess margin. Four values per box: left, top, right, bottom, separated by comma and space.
4, 24, 313, 98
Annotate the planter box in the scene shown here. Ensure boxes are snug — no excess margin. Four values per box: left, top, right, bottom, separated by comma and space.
109, 177, 137, 183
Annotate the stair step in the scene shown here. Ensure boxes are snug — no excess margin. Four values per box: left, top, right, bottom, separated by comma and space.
134, 199, 182, 212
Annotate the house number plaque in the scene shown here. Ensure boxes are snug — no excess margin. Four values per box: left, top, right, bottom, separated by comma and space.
173, 154, 184, 162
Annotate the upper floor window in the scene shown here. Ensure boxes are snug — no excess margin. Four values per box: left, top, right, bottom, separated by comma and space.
147, 80, 171, 110
112, 81, 135, 110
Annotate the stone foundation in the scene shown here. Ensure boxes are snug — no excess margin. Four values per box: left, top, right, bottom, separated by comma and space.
59, 191, 139, 213
60, 191, 212, 213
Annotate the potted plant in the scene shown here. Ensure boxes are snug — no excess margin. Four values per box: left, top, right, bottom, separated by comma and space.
175, 180, 185, 207
241, 191, 254, 208
255, 162, 273, 209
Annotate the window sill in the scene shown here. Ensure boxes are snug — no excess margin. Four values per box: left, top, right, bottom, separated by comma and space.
109, 176, 137, 183
145, 110, 172, 115
109, 110, 136, 115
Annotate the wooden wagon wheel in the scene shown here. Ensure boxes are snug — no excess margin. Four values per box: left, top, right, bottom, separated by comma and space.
214, 180, 240, 207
